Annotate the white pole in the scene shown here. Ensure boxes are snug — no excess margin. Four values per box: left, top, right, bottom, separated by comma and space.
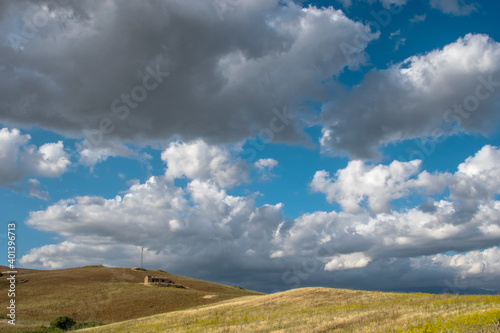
140, 246, 144, 269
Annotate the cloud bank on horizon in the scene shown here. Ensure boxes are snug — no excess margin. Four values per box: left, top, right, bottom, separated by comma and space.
1, 0, 500, 292
20, 143, 500, 291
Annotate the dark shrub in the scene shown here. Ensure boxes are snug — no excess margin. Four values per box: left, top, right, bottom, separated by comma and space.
50, 316, 76, 330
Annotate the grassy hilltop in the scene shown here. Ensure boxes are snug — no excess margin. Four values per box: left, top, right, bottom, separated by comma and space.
82, 287, 500, 333
0, 265, 262, 332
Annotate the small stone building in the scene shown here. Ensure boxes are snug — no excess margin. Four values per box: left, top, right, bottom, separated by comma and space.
144, 275, 174, 286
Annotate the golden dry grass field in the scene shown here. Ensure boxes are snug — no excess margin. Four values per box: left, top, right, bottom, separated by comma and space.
0, 265, 262, 332
82, 287, 500, 333
1, 266, 499, 332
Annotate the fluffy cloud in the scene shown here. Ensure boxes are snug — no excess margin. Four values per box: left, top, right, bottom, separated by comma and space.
430, 0, 477, 15
451, 145, 500, 200
310, 159, 424, 213
34, 142, 70, 177
21, 174, 286, 287
23, 183, 500, 291
415, 247, 500, 278
255, 158, 278, 170
0, 0, 376, 149
0, 128, 70, 185
325, 252, 372, 271
278, 145, 500, 277
320, 34, 500, 158
254, 158, 278, 180
162, 140, 248, 188
311, 145, 500, 214
272, 198, 500, 282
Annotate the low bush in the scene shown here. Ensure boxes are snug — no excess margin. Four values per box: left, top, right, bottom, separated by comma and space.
49, 316, 76, 331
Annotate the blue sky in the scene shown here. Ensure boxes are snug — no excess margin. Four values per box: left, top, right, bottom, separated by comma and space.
1, 0, 500, 292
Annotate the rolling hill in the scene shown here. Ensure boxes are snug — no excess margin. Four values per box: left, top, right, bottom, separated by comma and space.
82, 287, 500, 333
2, 266, 499, 332
0, 265, 263, 332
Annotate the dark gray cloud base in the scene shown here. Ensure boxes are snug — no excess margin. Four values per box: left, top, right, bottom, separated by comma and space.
0, 0, 375, 149
2, 2, 498, 158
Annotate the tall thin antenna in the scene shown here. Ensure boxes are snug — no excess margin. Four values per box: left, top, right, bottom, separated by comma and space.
140, 246, 144, 269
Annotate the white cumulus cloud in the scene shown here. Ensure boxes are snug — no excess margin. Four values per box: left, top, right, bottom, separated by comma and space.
162, 140, 248, 188
325, 252, 372, 271
255, 158, 278, 180
310, 159, 423, 214
0, 127, 70, 186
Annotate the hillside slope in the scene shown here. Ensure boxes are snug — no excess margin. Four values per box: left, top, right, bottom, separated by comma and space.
83, 287, 500, 333
0, 265, 262, 332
